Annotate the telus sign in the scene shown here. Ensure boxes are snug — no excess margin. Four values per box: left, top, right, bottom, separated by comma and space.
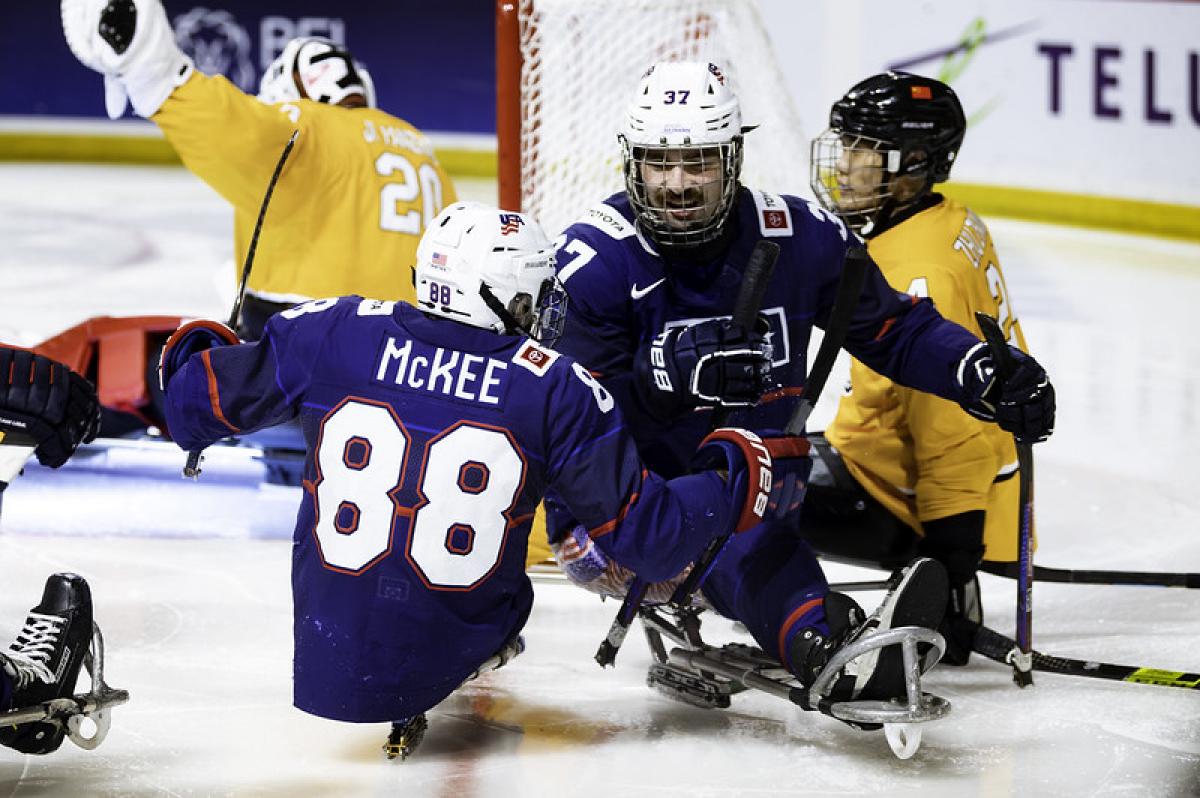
1038, 43, 1200, 124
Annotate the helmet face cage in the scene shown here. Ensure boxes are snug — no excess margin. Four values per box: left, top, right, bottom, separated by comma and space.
622, 138, 743, 250
811, 72, 966, 234
810, 128, 899, 234
530, 276, 569, 347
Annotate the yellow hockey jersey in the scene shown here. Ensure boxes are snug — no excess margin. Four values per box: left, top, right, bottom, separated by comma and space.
152, 72, 456, 304
824, 198, 1029, 561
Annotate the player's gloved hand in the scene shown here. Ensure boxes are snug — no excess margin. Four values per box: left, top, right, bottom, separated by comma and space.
0, 347, 101, 468
61, 0, 194, 119
956, 342, 1056, 444
691, 428, 810, 533
634, 317, 774, 420
158, 320, 239, 391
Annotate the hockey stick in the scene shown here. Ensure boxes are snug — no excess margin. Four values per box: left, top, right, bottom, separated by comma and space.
980, 561, 1200, 589
970, 620, 1200, 691
783, 245, 871, 436
828, 564, 1200, 592
664, 243, 868, 606
975, 312, 1035, 687
597, 243, 869, 668
183, 129, 299, 479
594, 240, 780, 668
0, 430, 37, 493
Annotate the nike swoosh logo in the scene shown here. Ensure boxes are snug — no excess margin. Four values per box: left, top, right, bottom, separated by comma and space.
630, 278, 665, 300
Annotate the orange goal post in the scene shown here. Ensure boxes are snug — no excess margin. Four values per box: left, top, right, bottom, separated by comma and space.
496, 0, 810, 237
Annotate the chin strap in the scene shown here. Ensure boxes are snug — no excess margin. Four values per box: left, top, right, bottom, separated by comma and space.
478, 283, 525, 337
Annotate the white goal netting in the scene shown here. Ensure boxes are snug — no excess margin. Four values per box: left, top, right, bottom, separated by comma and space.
508, 0, 809, 237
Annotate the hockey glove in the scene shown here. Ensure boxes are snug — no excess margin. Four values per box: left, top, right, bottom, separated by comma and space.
158, 320, 239, 391
957, 342, 1056, 444
634, 317, 774, 420
61, 0, 194, 119
0, 347, 101, 469
692, 428, 811, 533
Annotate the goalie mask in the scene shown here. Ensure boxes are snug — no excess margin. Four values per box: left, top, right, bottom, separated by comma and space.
414, 203, 568, 345
810, 71, 966, 235
620, 61, 747, 253
258, 37, 376, 108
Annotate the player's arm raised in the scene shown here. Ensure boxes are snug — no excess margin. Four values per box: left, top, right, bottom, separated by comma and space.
61, 0, 307, 213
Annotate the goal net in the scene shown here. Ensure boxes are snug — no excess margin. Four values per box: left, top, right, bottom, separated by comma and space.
497, 0, 809, 237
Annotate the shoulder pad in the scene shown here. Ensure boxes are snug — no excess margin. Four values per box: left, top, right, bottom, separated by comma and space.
512, 340, 561, 376
750, 191, 794, 238
577, 202, 636, 240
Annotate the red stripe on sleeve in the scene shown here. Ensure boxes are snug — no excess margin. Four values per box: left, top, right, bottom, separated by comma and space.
201, 349, 240, 433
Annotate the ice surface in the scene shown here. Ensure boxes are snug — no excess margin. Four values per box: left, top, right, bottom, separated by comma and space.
1, 164, 1198, 796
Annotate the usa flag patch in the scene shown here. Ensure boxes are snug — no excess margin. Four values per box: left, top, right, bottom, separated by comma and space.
499, 213, 524, 235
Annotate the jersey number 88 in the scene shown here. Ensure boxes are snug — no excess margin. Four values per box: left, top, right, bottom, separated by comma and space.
311, 398, 525, 589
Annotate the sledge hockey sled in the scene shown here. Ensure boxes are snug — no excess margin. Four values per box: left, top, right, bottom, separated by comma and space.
638, 604, 950, 759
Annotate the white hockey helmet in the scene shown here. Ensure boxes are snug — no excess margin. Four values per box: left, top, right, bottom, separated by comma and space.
414, 203, 568, 344
258, 37, 377, 108
620, 61, 747, 251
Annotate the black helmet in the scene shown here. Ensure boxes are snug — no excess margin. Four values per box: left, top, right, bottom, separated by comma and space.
831, 71, 965, 184
810, 72, 966, 234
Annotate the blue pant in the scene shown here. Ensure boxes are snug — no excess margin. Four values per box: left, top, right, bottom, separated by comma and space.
700, 520, 830, 665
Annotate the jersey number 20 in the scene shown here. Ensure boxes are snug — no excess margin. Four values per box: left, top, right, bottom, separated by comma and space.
311, 398, 525, 589
375, 153, 444, 235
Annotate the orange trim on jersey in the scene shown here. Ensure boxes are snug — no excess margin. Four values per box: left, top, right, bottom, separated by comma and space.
588, 468, 647, 539
342, 435, 372, 471
777, 596, 825, 663
201, 350, 239, 433
509, 511, 536, 526
759, 386, 806, 404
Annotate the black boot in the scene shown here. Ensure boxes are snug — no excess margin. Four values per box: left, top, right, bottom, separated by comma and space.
0, 573, 94, 755
785, 592, 866, 687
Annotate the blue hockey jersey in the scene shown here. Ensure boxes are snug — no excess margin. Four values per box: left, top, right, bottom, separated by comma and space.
163, 297, 741, 722
552, 188, 983, 480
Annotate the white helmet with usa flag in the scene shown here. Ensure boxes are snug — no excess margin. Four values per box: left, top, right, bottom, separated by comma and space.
414, 202, 567, 344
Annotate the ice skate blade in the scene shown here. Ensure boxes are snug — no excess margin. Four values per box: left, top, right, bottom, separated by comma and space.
884, 722, 921, 759
0, 622, 130, 751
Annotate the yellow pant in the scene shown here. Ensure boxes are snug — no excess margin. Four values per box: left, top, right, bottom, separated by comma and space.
525, 503, 553, 569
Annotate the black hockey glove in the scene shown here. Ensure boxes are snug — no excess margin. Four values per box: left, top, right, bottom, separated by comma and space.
691, 428, 811, 533
957, 342, 1055, 444
158, 319, 240, 391
0, 347, 100, 468
634, 317, 774, 420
